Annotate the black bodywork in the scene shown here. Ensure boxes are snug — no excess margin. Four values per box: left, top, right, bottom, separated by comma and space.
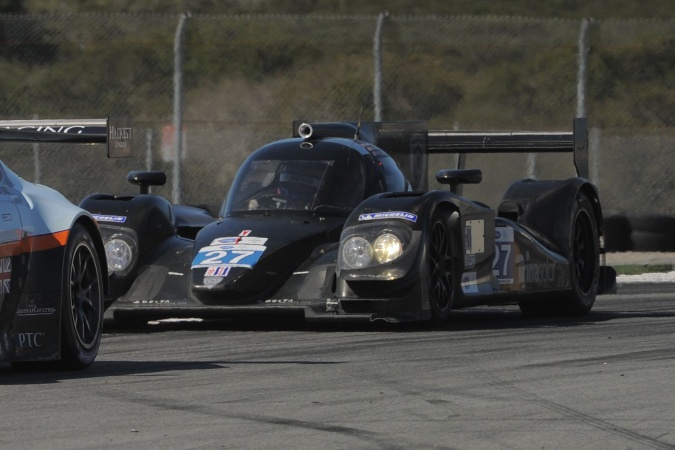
81, 119, 616, 324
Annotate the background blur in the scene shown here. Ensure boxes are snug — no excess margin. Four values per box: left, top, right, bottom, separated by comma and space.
0, 10, 672, 220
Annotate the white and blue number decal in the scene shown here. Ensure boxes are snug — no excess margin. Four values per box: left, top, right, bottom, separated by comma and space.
492, 226, 514, 284
191, 230, 267, 270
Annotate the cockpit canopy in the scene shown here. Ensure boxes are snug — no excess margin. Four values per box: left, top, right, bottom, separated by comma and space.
221, 138, 408, 216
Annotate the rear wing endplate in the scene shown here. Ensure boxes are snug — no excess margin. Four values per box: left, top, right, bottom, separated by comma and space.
428, 118, 588, 179
0, 116, 133, 158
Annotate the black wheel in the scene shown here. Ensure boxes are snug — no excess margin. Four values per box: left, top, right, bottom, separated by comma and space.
426, 210, 454, 324
565, 194, 599, 315
59, 223, 104, 369
519, 194, 599, 317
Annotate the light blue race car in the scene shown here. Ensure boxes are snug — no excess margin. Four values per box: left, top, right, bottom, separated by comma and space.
0, 117, 130, 370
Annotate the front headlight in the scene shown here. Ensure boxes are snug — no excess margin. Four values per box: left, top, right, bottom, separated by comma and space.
105, 238, 133, 272
99, 226, 138, 276
338, 222, 416, 279
339, 223, 412, 271
373, 233, 403, 264
342, 236, 373, 269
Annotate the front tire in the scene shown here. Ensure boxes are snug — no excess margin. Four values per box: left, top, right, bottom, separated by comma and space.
60, 223, 104, 370
426, 210, 455, 324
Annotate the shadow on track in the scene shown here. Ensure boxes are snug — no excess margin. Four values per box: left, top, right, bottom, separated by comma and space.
0, 359, 225, 384
0, 356, 347, 384
102, 304, 675, 334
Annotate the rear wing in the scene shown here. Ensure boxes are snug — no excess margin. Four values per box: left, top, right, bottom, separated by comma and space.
0, 116, 133, 158
428, 118, 589, 179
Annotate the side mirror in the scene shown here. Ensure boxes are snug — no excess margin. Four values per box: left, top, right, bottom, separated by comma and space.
436, 169, 482, 187
127, 171, 167, 194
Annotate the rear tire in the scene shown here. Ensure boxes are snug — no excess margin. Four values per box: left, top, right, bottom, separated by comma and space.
426, 210, 455, 324
564, 194, 599, 316
519, 193, 599, 317
59, 223, 104, 370
12, 224, 104, 371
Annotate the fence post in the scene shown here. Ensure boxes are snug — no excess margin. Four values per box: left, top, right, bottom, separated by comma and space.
373, 11, 387, 121
145, 128, 153, 172
576, 18, 591, 119
172, 13, 189, 204
576, 18, 593, 182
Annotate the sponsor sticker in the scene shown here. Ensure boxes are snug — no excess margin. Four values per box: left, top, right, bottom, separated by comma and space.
358, 211, 418, 222
17, 332, 46, 348
464, 220, 485, 254
92, 214, 127, 223
132, 299, 174, 305
517, 250, 556, 285
464, 254, 475, 269
205, 266, 231, 277
265, 298, 310, 305
1, 257, 10, 294
211, 236, 268, 246
495, 226, 514, 243
17, 306, 57, 316
461, 272, 479, 294
202, 277, 224, 289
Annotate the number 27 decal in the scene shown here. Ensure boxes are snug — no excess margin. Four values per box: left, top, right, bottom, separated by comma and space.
492, 244, 512, 280
199, 250, 255, 265
493, 227, 514, 284
192, 246, 265, 269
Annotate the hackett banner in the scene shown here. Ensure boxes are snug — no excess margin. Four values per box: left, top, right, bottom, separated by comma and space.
107, 116, 133, 158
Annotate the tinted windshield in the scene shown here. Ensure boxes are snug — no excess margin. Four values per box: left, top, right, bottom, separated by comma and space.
229, 158, 366, 213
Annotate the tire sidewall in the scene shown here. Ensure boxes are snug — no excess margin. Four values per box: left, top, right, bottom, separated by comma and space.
426, 209, 454, 324
61, 223, 103, 369
567, 195, 599, 315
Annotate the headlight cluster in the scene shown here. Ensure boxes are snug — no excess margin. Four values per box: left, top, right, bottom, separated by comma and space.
342, 237, 374, 269
373, 233, 403, 264
105, 238, 133, 271
340, 227, 409, 270
100, 226, 138, 276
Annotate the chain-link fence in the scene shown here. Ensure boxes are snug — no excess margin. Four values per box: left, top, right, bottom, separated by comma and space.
0, 13, 673, 217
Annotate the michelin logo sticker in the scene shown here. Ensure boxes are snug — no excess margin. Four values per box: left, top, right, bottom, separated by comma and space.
92, 214, 127, 223
359, 211, 417, 222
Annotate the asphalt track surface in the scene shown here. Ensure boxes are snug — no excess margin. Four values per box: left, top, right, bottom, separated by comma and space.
2, 283, 675, 450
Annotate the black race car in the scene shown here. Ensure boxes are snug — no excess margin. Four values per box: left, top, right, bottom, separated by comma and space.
1, 117, 131, 369
81, 119, 615, 325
